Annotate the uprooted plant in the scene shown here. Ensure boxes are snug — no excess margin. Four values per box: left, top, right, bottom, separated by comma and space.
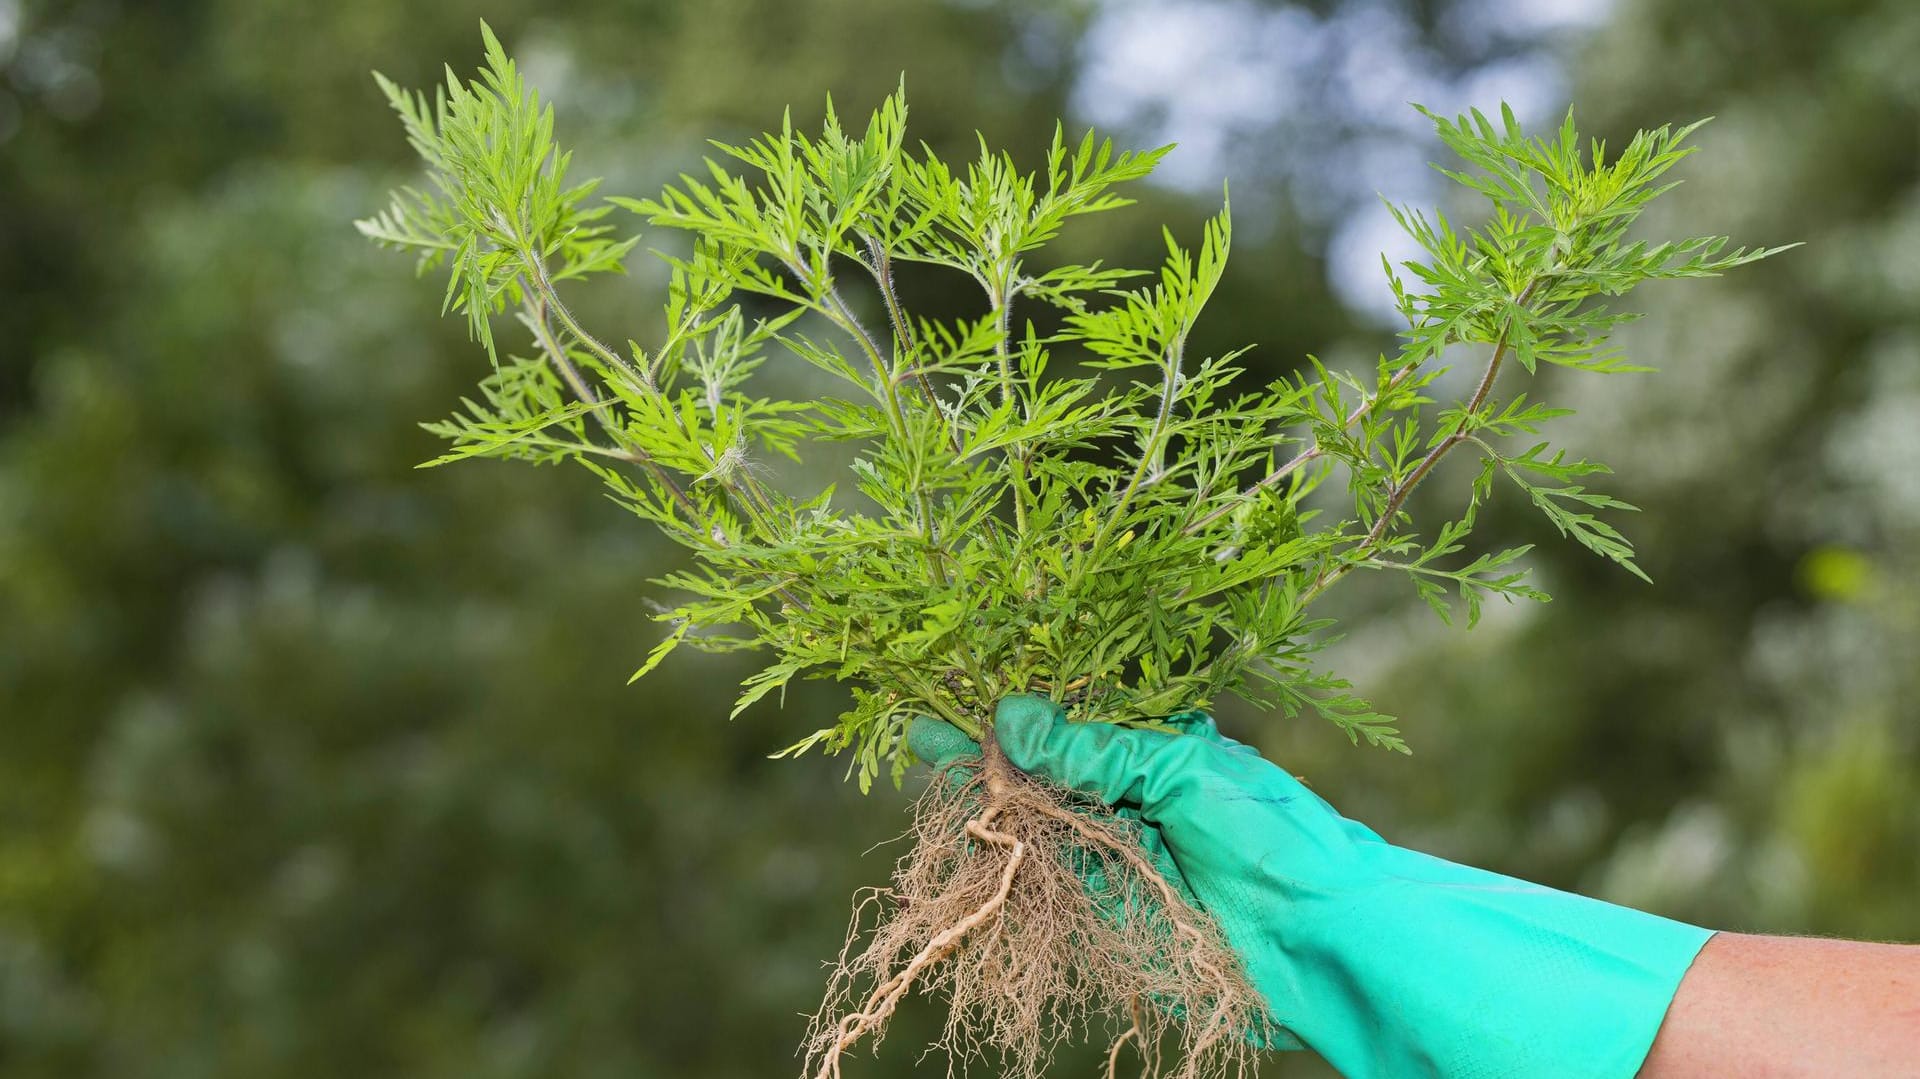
358, 24, 1788, 1077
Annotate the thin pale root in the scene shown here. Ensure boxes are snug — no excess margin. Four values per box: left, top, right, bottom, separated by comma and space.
1106, 996, 1148, 1079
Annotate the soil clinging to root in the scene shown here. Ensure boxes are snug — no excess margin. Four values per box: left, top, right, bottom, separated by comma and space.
805, 737, 1262, 1079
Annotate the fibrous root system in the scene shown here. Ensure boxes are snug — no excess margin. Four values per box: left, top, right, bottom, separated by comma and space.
805, 737, 1261, 1079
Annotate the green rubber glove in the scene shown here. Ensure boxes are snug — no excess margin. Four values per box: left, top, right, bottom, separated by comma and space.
908, 696, 1254, 927
909, 696, 1713, 1079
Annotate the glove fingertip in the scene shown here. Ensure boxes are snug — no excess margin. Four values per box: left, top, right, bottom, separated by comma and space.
990, 693, 1065, 734
1164, 709, 1261, 756
907, 716, 979, 767
989, 694, 1076, 767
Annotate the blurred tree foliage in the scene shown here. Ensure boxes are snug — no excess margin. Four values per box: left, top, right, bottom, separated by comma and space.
1, 0, 1912, 1077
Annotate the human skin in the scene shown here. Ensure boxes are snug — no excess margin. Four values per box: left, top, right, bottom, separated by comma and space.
1640, 932, 1920, 1077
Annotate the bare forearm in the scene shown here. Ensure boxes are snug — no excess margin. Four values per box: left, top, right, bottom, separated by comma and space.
1639, 932, 1920, 1077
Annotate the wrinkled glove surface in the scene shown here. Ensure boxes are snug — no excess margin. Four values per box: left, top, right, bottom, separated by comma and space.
910, 695, 1711, 1079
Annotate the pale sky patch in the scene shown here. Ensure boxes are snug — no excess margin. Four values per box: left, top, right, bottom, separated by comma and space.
1072, 0, 1612, 321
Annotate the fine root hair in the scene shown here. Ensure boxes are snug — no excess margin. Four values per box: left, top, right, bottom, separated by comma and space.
805, 738, 1262, 1079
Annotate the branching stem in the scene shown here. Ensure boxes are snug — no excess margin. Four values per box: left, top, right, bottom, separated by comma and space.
788, 256, 948, 584
509, 214, 794, 548
1081, 334, 1185, 582
1308, 280, 1540, 599
986, 277, 1035, 535
501, 209, 651, 392
521, 290, 703, 525
1183, 357, 1426, 537
863, 234, 963, 455
522, 285, 811, 612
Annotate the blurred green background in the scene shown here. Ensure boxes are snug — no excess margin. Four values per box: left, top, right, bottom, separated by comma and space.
2, 0, 1915, 1075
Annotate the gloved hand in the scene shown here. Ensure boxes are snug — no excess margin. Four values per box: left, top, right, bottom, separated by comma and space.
909, 696, 1713, 1079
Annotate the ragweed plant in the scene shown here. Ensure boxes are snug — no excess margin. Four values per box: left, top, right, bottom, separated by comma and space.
360, 26, 1788, 1077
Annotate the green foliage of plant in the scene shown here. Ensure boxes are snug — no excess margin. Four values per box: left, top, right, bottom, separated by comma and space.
359, 25, 1789, 790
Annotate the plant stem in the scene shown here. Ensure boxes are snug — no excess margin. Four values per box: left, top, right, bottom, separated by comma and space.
860, 236, 1022, 571
990, 278, 1017, 407
863, 234, 964, 456
522, 290, 704, 527
521, 286, 812, 613
791, 256, 949, 585
503, 210, 652, 392
1307, 280, 1540, 600
1084, 334, 1183, 570
892, 662, 979, 737
985, 277, 1033, 536
1183, 360, 1423, 537
515, 225, 797, 545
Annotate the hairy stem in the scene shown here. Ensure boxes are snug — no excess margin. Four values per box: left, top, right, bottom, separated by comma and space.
1080, 334, 1185, 584
1183, 359, 1425, 537
510, 216, 794, 547
521, 291, 704, 527
1308, 280, 1541, 599
790, 257, 949, 585
986, 276, 1035, 536
521, 287, 811, 612
863, 234, 963, 455
500, 209, 651, 392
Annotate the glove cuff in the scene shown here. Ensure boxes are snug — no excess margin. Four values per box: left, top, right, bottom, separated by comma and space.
1279, 852, 1712, 1079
